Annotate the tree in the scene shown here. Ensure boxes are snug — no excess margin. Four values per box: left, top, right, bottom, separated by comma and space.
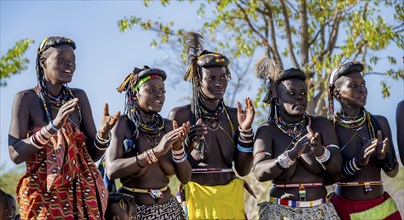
117, 0, 403, 116
0, 38, 34, 87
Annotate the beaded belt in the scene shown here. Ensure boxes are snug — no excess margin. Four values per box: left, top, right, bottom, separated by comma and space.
269, 196, 328, 208
122, 186, 168, 199
192, 168, 234, 173
337, 180, 383, 192
273, 183, 324, 188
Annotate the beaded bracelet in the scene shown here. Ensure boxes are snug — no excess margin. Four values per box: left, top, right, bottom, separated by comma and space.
143, 151, 153, 164
254, 151, 272, 158
146, 149, 158, 163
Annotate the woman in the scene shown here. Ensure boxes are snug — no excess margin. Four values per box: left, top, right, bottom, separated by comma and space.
253, 57, 342, 219
105, 193, 137, 220
168, 32, 255, 219
8, 36, 120, 219
328, 61, 401, 219
105, 66, 191, 219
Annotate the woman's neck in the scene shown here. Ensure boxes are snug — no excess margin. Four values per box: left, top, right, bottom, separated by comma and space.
138, 108, 154, 124
43, 80, 63, 97
340, 106, 362, 117
278, 109, 304, 123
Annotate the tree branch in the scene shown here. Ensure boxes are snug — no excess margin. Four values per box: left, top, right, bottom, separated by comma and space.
298, 0, 309, 66
280, 0, 299, 68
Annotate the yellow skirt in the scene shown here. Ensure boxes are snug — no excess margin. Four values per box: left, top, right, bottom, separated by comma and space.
184, 178, 246, 219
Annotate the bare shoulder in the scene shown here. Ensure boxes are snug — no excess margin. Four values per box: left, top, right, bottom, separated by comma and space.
256, 121, 276, 136
168, 104, 191, 121
70, 88, 87, 99
13, 89, 38, 106
310, 115, 334, 129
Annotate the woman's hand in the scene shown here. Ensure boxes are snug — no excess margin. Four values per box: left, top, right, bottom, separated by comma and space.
53, 98, 79, 128
186, 119, 207, 148
172, 121, 191, 150
237, 97, 255, 131
356, 138, 377, 167
98, 103, 120, 139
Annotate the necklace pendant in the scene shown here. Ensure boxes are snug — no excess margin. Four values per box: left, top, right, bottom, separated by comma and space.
211, 122, 217, 128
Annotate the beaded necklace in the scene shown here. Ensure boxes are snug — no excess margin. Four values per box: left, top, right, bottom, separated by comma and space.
335, 109, 376, 152
334, 110, 367, 131
199, 94, 225, 131
34, 84, 82, 125
275, 113, 311, 140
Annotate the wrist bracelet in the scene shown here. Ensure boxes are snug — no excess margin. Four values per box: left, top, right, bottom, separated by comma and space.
49, 120, 59, 132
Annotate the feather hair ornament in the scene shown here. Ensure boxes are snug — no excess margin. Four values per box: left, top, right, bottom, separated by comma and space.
183, 32, 204, 82
254, 56, 283, 104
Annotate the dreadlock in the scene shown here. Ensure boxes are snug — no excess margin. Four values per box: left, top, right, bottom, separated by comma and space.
34, 36, 80, 123
183, 32, 231, 160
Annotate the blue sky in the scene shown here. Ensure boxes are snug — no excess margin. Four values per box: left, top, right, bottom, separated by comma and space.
1, 1, 403, 171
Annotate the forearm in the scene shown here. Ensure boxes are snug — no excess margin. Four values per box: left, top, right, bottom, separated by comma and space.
9, 138, 39, 164
235, 152, 253, 176
174, 161, 192, 184
317, 146, 342, 174
107, 157, 147, 180
253, 159, 288, 182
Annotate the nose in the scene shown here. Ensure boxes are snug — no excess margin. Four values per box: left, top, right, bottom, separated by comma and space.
297, 94, 303, 101
65, 60, 75, 67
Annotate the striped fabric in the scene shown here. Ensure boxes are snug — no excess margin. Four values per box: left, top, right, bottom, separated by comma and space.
16, 122, 108, 219
269, 196, 328, 208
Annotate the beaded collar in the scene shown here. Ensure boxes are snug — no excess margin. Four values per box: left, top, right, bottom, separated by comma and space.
275, 113, 311, 140
34, 84, 82, 124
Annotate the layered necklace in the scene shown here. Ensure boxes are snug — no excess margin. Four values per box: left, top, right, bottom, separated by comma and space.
34, 83, 82, 125
198, 92, 225, 131
127, 100, 164, 149
275, 111, 311, 149
335, 109, 376, 152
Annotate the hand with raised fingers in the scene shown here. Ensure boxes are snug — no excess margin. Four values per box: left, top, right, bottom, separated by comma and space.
356, 138, 377, 167
53, 98, 79, 129
306, 126, 324, 156
156, 128, 183, 155
288, 134, 310, 161
186, 119, 207, 148
237, 97, 255, 131
375, 130, 388, 160
172, 121, 191, 150
98, 103, 120, 139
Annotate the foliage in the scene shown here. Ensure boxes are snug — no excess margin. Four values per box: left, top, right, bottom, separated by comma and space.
0, 163, 25, 197
118, 0, 403, 116
0, 38, 34, 87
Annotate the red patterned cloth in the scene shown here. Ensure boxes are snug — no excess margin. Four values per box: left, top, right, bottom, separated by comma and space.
16, 122, 108, 219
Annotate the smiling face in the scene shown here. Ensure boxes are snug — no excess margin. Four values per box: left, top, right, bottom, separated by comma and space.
136, 78, 165, 113
334, 71, 367, 110
276, 78, 307, 118
40, 44, 76, 84
199, 66, 228, 100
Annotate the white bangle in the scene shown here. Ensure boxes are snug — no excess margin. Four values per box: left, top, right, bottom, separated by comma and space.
96, 132, 111, 145
30, 135, 44, 149
316, 147, 331, 163
94, 140, 107, 151
173, 153, 188, 163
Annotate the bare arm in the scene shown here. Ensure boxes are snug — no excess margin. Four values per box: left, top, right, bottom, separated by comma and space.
106, 116, 147, 180
376, 115, 399, 178
8, 91, 41, 164
396, 100, 404, 166
253, 124, 297, 182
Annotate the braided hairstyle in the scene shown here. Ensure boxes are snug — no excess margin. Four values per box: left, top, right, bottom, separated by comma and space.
116, 66, 167, 139
328, 61, 364, 119
183, 32, 231, 159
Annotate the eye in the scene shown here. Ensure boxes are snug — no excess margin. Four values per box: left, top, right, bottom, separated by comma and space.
289, 92, 295, 95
